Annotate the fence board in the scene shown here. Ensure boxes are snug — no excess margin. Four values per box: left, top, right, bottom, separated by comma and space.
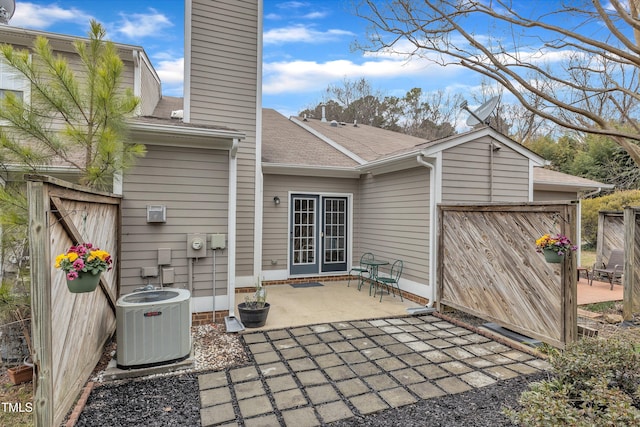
28, 175, 120, 427
623, 208, 640, 320
596, 211, 624, 267
437, 202, 577, 348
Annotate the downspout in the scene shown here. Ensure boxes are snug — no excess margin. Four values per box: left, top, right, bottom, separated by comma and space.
253, 0, 264, 282
489, 143, 494, 201
416, 155, 436, 309
581, 188, 603, 199
227, 139, 239, 316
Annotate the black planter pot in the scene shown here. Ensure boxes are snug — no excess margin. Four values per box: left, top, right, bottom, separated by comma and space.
237, 302, 270, 328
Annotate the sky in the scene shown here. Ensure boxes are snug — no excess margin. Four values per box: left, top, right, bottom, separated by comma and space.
4, 0, 486, 120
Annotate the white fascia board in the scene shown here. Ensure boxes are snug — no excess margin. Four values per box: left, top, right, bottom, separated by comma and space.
289, 117, 367, 165
0, 25, 145, 55
359, 150, 422, 175
129, 122, 245, 150
3, 163, 78, 173
262, 163, 361, 178
534, 183, 612, 192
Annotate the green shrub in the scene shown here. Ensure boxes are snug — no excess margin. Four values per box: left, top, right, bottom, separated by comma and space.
505, 336, 640, 426
581, 190, 640, 248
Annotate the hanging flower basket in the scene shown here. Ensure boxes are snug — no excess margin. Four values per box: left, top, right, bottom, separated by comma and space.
55, 243, 112, 293
66, 270, 101, 293
535, 233, 577, 264
543, 248, 564, 264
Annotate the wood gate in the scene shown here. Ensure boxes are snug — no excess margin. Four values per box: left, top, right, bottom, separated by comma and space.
27, 175, 120, 427
596, 211, 624, 268
437, 202, 578, 348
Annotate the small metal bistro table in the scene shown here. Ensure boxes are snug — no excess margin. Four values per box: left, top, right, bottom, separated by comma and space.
360, 258, 389, 295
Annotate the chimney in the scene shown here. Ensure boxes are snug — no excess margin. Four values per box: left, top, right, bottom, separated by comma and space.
321, 105, 327, 122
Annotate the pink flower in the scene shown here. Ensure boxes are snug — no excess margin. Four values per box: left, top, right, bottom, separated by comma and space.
66, 271, 78, 281
72, 259, 85, 270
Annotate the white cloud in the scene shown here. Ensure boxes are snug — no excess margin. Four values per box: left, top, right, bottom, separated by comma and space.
264, 25, 354, 45
303, 11, 328, 19
11, 2, 92, 29
263, 57, 463, 95
277, 1, 309, 10
115, 10, 173, 39
155, 57, 183, 85
154, 56, 183, 97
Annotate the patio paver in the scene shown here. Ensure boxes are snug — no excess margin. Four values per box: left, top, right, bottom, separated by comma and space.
199, 314, 549, 426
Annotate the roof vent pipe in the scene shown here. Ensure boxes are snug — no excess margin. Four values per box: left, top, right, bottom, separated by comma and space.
321, 105, 327, 122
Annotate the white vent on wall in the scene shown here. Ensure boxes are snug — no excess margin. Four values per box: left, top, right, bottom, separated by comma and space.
170, 109, 183, 119
147, 205, 166, 223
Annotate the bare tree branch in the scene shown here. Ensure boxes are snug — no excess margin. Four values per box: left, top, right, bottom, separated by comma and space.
353, 0, 640, 165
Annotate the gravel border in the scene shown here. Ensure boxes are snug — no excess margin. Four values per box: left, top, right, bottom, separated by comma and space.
76, 369, 547, 427
329, 372, 547, 427
73, 317, 554, 426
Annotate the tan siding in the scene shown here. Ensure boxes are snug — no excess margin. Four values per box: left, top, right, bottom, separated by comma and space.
121, 145, 229, 298
534, 190, 578, 201
139, 59, 161, 116
358, 168, 430, 285
189, 0, 259, 276
262, 174, 359, 272
442, 138, 529, 203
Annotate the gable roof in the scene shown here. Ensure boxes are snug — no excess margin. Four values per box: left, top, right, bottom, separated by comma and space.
262, 110, 610, 193
262, 109, 359, 172
287, 115, 428, 163
533, 167, 614, 192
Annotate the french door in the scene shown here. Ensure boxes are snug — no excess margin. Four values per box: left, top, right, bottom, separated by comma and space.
290, 194, 348, 275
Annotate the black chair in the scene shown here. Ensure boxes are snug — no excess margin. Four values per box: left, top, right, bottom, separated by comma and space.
590, 249, 624, 290
348, 252, 374, 290
375, 260, 403, 302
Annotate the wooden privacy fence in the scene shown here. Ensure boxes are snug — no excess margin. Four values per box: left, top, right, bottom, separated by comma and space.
438, 202, 578, 348
622, 208, 640, 320
596, 211, 624, 268
27, 175, 120, 427
592, 209, 640, 321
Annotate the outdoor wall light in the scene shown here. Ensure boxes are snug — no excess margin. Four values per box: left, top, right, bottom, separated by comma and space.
273, 196, 280, 205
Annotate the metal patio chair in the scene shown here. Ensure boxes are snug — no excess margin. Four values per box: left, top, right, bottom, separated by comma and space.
590, 248, 624, 290
348, 252, 374, 290
375, 259, 403, 302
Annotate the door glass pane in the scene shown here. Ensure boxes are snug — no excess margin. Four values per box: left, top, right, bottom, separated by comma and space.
293, 197, 316, 265
324, 198, 346, 264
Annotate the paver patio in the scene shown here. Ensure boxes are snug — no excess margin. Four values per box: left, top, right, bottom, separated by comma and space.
199, 315, 552, 426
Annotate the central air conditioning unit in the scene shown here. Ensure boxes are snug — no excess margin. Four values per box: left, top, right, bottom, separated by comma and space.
116, 288, 191, 369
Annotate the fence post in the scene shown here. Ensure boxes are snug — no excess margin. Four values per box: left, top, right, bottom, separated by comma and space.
27, 179, 53, 427
623, 207, 636, 321
562, 203, 578, 345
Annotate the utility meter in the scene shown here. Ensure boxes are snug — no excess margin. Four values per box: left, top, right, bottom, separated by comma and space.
192, 238, 203, 250
187, 233, 207, 258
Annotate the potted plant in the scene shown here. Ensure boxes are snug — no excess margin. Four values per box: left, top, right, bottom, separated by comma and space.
237, 278, 270, 328
535, 233, 577, 263
55, 243, 112, 293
